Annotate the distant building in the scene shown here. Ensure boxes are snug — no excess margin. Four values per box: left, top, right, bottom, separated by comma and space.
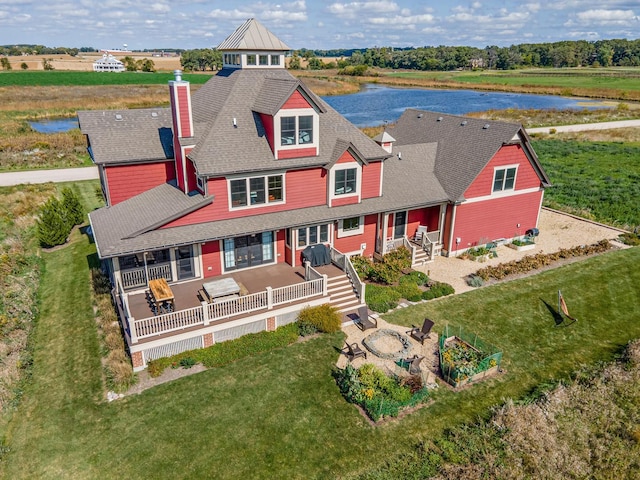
93, 53, 125, 72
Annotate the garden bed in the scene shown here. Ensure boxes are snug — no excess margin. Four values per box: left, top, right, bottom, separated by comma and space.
506, 242, 536, 252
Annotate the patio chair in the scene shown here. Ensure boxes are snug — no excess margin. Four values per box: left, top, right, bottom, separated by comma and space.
404, 355, 425, 375
345, 342, 367, 361
406, 318, 435, 345
414, 225, 428, 243
355, 305, 377, 331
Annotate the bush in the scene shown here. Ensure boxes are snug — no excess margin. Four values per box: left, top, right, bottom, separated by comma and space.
366, 283, 402, 313
296, 304, 341, 333
466, 275, 484, 288
422, 281, 455, 300
400, 270, 429, 286
36, 197, 69, 247
61, 187, 84, 226
619, 232, 640, 246
297, 319, 318, 337
395, 281, 423, 302
351, 255, 374, 280
179, 357, 196, 369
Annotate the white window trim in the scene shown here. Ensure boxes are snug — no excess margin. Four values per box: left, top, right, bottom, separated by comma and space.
337, 216, 365, 238
492, 164, 518, 195
227, 172, 286, 210
329, 162, 362, 203
296, 223, 331, 249
274, 108, 319, 155
196, 175, 207, 194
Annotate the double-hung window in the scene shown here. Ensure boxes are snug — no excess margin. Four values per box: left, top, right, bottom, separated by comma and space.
280, 115, 314, 146
230, 174, 284, 208
334, 168, 357, 195
297, 224, 329, 248
493, 167, 517, 192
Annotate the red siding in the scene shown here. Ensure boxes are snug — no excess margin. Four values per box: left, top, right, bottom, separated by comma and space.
464, 144, 541, 199
332, 196, 358, 207
260, 113, 274, 152
282, 90, 311, 109
361, 161, 382, 199
201, 241, 222, 278
337, 150, 356, 164
105, 161, 175, 205
285, 243, 293, 266
177, 86, 192, 137
407, 207, 440, 239
333, 214, 377, 257
278, 147, 316, 159
186, 158, 197, 193
452, 190, 543, 250
163, 168, 327, 228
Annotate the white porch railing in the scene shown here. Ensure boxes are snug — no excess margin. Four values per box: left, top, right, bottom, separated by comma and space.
403, 236, 417, 265
128, 277, 326, 342
121, 263, 172, 289
330, 247, 366, 304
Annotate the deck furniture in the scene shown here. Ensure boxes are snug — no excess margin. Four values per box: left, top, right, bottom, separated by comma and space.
406, 318, 434, 345
403, 355, 425, 374
202, 277, 240, 302
148, 278, 174, 314
355, 305, 377, 331
414, 225, 428, 243
345, 342, 367, 361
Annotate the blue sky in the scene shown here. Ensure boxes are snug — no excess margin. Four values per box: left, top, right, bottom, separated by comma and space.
1, 0, 639, 50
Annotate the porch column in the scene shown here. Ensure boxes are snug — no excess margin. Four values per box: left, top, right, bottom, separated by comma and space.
202, 301, 210, 326
129, 316, 138, 344
266, 286, 273, 310
322, 274, 328, 296
438, 203, 446, 244
382, 213, 390, 254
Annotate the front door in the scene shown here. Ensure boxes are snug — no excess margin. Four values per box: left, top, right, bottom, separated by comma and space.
394, 211, 407, 239
176, 245, 195, 280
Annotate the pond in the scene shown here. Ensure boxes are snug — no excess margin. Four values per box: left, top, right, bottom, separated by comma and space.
323, 84, 612, 127
29, 117, 79, 133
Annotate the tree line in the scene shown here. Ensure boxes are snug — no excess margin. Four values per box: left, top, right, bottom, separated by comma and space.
0, 45, 95, 57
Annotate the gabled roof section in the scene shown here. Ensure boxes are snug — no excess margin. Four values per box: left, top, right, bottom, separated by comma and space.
373, 131, 396, 143
391, 109, 547, 202
217, 18, 290, 51
78, 108, 173, 165
89, 182, 212, 258
253, 78, 326, 116
325, 139, 369, 169
187, 69, 389, 176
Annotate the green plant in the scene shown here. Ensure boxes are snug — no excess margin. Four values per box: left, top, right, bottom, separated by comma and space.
400, 270, 429, 286
61, 187, 84, 226
350, 255, 374, 280
422, 281, 455, 300
296, 304, 341, 333
36, 197, 69, 247
179, 357, 196, 369
365, 283, 402, 312
619, 231, 640, 246
466, 275, 484, 287
395, 281, 423, 302
297, 319, 318, 337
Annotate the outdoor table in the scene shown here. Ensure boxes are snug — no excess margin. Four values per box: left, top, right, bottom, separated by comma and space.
148, 278, 174, 313
202, 277, 240, 301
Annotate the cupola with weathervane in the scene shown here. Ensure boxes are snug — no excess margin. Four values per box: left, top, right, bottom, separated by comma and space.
218, 18, 290, 70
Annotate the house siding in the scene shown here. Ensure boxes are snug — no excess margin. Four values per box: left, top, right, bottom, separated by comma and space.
334, 214, 377, 256
407, 206, 440, 240
464, 144, 540, 198
260, 113, 274, 152
453, 190, 543, 249
362, 161, 382, 199
278, 147, 316, 159
162, 168, 327, 228
332, 196, 359, 207
201, 241, 222, 278
186, 158, 198, 193
105, 161, 176, 205
282, 90, 311, 109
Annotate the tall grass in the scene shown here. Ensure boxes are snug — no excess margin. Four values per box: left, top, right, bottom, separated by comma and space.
0, 71, 213, 87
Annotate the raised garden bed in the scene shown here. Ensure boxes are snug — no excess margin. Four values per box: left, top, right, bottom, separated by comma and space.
439, 325, 502, 388
507, 238, 536, 251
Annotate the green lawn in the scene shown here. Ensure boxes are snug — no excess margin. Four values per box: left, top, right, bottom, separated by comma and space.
534, 140, 640, 229
0, 70, 214, 87
2, 221, 640, 478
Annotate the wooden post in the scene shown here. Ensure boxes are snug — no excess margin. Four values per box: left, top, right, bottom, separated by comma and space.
266, 286, 273, 310
129, 316, 138, 344
201, 301, 210, 326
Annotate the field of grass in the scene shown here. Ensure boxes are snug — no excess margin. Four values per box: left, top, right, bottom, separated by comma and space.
1, 217, 639, 478
0, 70, 213, 87
533, 140, 640, 230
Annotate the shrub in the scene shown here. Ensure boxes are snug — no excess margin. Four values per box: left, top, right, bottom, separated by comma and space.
366, 283, 402, 313
179, 357, 196, 369
296, 304, 341, 333
422, 281, 455, 300
619, 232, 640, 246
297, 319, 318, 337
466, 275, 484, 288
36, 197, 69, 247
351, 255, 374, 280
400, 270, 429, 286
395, 281, 423, 302
61, 187, 84, 226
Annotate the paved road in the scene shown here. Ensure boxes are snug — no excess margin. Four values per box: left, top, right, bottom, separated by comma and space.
0, 166, 99, 187
0, 119, 639, 187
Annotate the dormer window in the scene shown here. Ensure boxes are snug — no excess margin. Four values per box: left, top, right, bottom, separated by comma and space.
335, 168, 356, 195
247, 54, 256, 66
280, 115, 314, 146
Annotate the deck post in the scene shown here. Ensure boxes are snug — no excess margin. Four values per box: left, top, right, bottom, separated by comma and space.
266, 286, 273, 310
322, 274, 328, 296
201, 301, 210, 326
129, 316, 138, 344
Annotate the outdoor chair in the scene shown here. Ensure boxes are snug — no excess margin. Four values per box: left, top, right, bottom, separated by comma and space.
355, 305, 377, 331
404, 355, 425, 374
345, 342, 367, 361
414, 225, 428, 243
406, 318, 435, 345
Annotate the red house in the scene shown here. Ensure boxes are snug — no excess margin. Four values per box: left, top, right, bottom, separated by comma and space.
79, 19, 550, 370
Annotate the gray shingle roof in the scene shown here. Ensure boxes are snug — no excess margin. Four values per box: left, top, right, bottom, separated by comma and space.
391, 109, 549, 202
78, 108, 173, 165
89, 182, 212, 258
187, 69, 388, 176
217, 18, 290, 51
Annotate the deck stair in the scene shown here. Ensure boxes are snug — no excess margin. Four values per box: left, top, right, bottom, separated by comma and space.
327, 273, 361, 313
410, 241, 442, 267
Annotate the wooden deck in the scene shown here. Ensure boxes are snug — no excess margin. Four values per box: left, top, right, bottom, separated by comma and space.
127, 262, 344, 321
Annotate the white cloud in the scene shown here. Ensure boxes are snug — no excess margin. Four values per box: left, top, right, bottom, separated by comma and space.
148, 3, 170, 14
575, 9, 638, 25
368, 13, 434, 26
207, 8, 253, 19
327, 1, 399, 17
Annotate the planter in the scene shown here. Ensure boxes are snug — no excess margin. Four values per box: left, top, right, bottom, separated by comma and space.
507, 242, 535, 252
470, 253, 492, 262
439, 334, 502, 388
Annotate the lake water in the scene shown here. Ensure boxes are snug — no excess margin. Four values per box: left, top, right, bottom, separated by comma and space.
28, 84, 609, 132
323, 84, 609, 127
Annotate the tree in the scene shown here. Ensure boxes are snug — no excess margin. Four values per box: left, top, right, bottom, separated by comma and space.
61, 187, 84, 226
288, 52, 301, 70
37, 198, 69, 248
140, 59, 155, 72
122, 56, 139, 71
20, 62, 28, 70
0, 57, 11, 70
180, 49, 222, 71
42, 58, 54, 70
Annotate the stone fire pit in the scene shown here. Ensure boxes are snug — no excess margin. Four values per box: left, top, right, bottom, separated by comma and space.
362, 328, 413, 360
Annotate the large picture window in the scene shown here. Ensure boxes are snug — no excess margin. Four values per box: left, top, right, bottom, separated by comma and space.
229, 174, 284, 208
334, 168, 357, 195
493, 167, 517, 192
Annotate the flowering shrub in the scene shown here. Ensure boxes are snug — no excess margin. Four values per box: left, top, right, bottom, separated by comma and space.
333, 363, 429, 421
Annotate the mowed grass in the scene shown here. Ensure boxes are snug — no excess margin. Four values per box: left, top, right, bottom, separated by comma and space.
0, 70, 213, 87
533, 139, 640, 229
2, 225, 640, 478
